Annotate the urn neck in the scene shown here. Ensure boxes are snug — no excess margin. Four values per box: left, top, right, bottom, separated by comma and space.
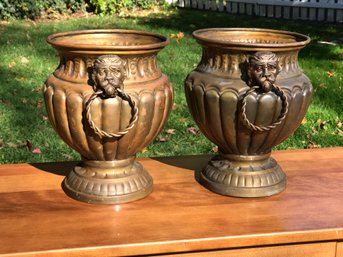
196, 48, 302, 79
53, 53, 162, 84
193, 28, 310, 80
48, 29, 168, 84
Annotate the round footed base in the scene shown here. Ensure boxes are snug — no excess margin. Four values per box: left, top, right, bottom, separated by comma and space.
197, 154, 286, 197
62, 157, 153, 204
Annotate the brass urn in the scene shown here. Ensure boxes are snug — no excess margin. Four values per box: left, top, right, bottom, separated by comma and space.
185, 28, 312, 197
44, 29, 173, 204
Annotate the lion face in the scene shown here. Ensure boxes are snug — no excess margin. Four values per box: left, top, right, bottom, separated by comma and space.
248, 52, 280, 92
93, 55, 127, 97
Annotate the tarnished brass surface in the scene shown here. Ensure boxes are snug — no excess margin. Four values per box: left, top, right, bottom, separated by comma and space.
62, 158, 153, 204
185, 28, 312, 197
44, 29, 173, 204
85, 55, 139, 138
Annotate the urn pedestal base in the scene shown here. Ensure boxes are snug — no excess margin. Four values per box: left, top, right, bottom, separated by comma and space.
62, 157, 153, 204
197, 153, 286, 197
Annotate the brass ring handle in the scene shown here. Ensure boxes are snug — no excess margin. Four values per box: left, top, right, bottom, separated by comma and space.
85, 55, 138, 138
241, 85, 288, 132
85, 89, 138, 138
240, 51, 289, 132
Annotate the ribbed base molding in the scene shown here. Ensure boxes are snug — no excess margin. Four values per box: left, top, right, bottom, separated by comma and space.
197, 153, 286, 197
62, 157, 153, 204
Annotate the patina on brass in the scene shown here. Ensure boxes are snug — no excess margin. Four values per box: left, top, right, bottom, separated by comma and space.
185, 28, 312, 197
44, 29, 173, 204
241, 52, 289, 132
86, 55, 138, 138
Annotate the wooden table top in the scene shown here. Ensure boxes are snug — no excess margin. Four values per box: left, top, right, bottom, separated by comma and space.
1, 148, 343, 256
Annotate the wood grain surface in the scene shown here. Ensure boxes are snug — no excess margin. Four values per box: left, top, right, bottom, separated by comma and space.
163, 242, 336, 257
337, 242, 343, 257
1, 148, 343, 256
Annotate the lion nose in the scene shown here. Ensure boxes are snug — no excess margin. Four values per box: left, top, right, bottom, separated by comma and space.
105, 71, 113, 80
263, 68, 272, 78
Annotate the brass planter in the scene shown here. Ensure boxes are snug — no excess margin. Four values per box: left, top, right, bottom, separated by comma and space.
44, 30, 173, 204
185, 28, 312, 197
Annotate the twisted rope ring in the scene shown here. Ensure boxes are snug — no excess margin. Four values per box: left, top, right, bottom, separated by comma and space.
85, 89, 138, 138
241, 85, 289, 132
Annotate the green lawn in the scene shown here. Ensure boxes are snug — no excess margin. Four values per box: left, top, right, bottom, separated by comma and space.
0, 8, 342, 164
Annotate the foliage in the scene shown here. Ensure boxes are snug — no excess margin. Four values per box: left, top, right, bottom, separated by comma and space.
0, 0, 86, 20
0, 0, 39, 20
88, 0, 166, 15
0, 0, 167, 20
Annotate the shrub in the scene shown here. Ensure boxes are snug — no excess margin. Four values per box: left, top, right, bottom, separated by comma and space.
0, 0, 39, 20
0, 0, 87, 20
88, 0, 167, 15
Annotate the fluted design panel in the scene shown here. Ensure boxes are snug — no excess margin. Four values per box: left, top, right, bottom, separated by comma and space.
54, 55, 161, 84
197, 50, 302, 79
185, 73, 312, 155
44, 75, 172, 161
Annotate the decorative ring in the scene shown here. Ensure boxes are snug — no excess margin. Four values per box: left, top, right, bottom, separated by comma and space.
85, 89, 138, 138
241, 85, 288, 132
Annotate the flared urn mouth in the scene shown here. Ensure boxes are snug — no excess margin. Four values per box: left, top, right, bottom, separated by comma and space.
192, 28, 310, 51
47, 29, 169, 54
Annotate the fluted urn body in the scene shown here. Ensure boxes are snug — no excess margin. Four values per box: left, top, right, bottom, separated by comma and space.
44, 30, 173, 204
185, 28, 312, 197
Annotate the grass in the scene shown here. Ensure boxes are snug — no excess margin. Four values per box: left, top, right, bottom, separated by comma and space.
0, 8, 342, 164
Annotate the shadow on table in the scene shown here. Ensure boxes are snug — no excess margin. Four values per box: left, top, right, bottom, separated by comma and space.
150, 154, 215, 187
29, 155, 214, 177
30, 161, 78, 176
151, 154, 213, 172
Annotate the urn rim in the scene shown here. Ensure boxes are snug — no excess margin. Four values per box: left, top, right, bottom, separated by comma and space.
47, 29, 169, 53
192, 28, 310, 51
